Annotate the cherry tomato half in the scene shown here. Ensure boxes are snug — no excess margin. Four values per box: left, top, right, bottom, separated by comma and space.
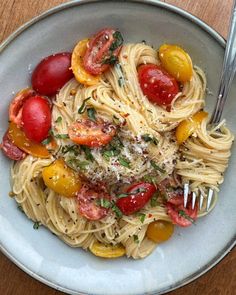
68, 119, 116, 147
146, 220, 174, 243
116, 183, 156, 215
77, 184, 111, 220
1, 131, 26, 161
9, 88, 35, 127
83, 28, 123, 75
32, 52, 74, 96
166, 194, 198, 227
22, 96, 51, 143
138, 64, 179, 106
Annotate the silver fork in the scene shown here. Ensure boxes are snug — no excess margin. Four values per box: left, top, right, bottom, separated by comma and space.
184, 0, 236, 211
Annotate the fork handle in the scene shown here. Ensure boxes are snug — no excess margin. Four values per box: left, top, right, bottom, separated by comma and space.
210, 0, 236, 124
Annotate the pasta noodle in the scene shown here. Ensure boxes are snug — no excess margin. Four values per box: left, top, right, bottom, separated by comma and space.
10, 42, 234, 259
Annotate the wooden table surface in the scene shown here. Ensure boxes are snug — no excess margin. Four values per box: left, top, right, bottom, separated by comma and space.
0, 0, 235, 294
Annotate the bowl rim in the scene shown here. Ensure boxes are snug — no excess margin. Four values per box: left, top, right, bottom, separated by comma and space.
0, 1, 235, 295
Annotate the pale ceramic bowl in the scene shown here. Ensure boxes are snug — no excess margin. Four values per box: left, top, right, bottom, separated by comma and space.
0, 1, 235, 294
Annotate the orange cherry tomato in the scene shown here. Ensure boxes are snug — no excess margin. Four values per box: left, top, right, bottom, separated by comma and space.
68, 119, 116, 147
159, 44, 193, 82
176, 111, 208, 144
9, 88, 35, 127
146, 220, 174, 243
71, 39, 100, 86
8, 122, 50, 158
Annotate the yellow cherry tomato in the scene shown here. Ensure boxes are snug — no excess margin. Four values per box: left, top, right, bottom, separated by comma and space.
89, 242, 126, 258
8, 122, 50, 158
71, 39, 100, 86
159, 44, 193, 82
176, 111, 208, 144
146, 220, 174, 243
42, 158, 82, 198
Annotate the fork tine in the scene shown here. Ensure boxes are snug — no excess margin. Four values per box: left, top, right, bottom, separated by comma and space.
206, 188, 214, 211
192, 191, 197, 209
199, 194, 204, 210
184, 183, 189, 208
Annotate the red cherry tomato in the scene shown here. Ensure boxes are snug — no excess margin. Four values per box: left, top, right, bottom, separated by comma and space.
77, 185, 111, 220
1, 131, 26, 160
138, 64, 179, 106
83, 28, 123, 75
32, 52, 74, 96
9, 88, 35, 127
22, 96, 51, 143
116, 183, 156, 215
68, 119, 116, 147
166, 194, 198, 227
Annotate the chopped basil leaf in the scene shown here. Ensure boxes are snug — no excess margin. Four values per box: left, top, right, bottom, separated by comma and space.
54, 134, 69, 139
67, 159, 89, 171
113, 115, 120, 125
55, 116, 62, 123
118, 77, 124, 87
62, 145, 79, 155
102, 150, 114, 161
78, 97, 91, 114
102, 55, 118, 65
41, 137, 51, 145
143, 175, 157, 186
117, 193, 129, 198
117, 188, 147, 198
87, 107, 97, 122
178, 210, 195, 224
110, 31, 124, 51
150, 160, 166, 173
142, 134, 159, 145
150, 191, 160, 207
81, 146, 94, 161
97, 198, 111, 209
118, 156, 130, 168
111, 202, 123, 218
49, 129, 54, 136
137, 213, 146, 223
33, 221, 40, 230
133, 234, 139, 244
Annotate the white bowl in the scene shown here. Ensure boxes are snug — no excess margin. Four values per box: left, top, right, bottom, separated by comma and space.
0, 1, 235, 294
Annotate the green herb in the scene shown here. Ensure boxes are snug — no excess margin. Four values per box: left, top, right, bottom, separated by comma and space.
33, 221, 40, 230
17, 205, 24, 213
113, 115, 120, 125
102, 150, 114, 161
133, 235, 139, 244
54, 134, 69, 139
143, 175, 157, 186
110, 31, 124, 51
111, 136, 124, 149
97, 198, 111, 209
118, 77, 124, 87
49, 129, 54, 136
102, 55, 118, 65
150, 192, 160, 207
41, 137, 51, 145
111, 202, 123, 218
87, 107, 97, 122
142, 134, 159, 145
55, 116, 62, 123
150, 160, 166, 173
118, 156, 130, 168
62, 145, 79, 155
117, 188, 147, 198
178, 210, 195, 224
71, 159, 89, 170
81, 146, 94, 161
137, 213, 146, 223
78, 97, 91, 114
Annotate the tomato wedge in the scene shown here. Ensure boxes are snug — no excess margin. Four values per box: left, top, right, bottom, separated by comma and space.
138, 64, 179, 106
9, 88, 35, 127
68, 119, 116, 147
8, 122, 50, 158
1, 131, 26, 161
83, 28, 123, 75
116, 183, 156, 215
77, 185, 111, 220
166, 194, 198, 227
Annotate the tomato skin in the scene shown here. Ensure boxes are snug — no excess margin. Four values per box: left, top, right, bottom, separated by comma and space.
22, 96, 51, 143
116, 183, 156, 215
68, 119, 116, 147
77, 185, 111, 220
9, 88, 35, 127
83, 28, 123, 75
166, 194, 198, 227
146, 220, 174, 243
32, 52, 73, 96
138, 64, 179, 106
1, 131, 26, 160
